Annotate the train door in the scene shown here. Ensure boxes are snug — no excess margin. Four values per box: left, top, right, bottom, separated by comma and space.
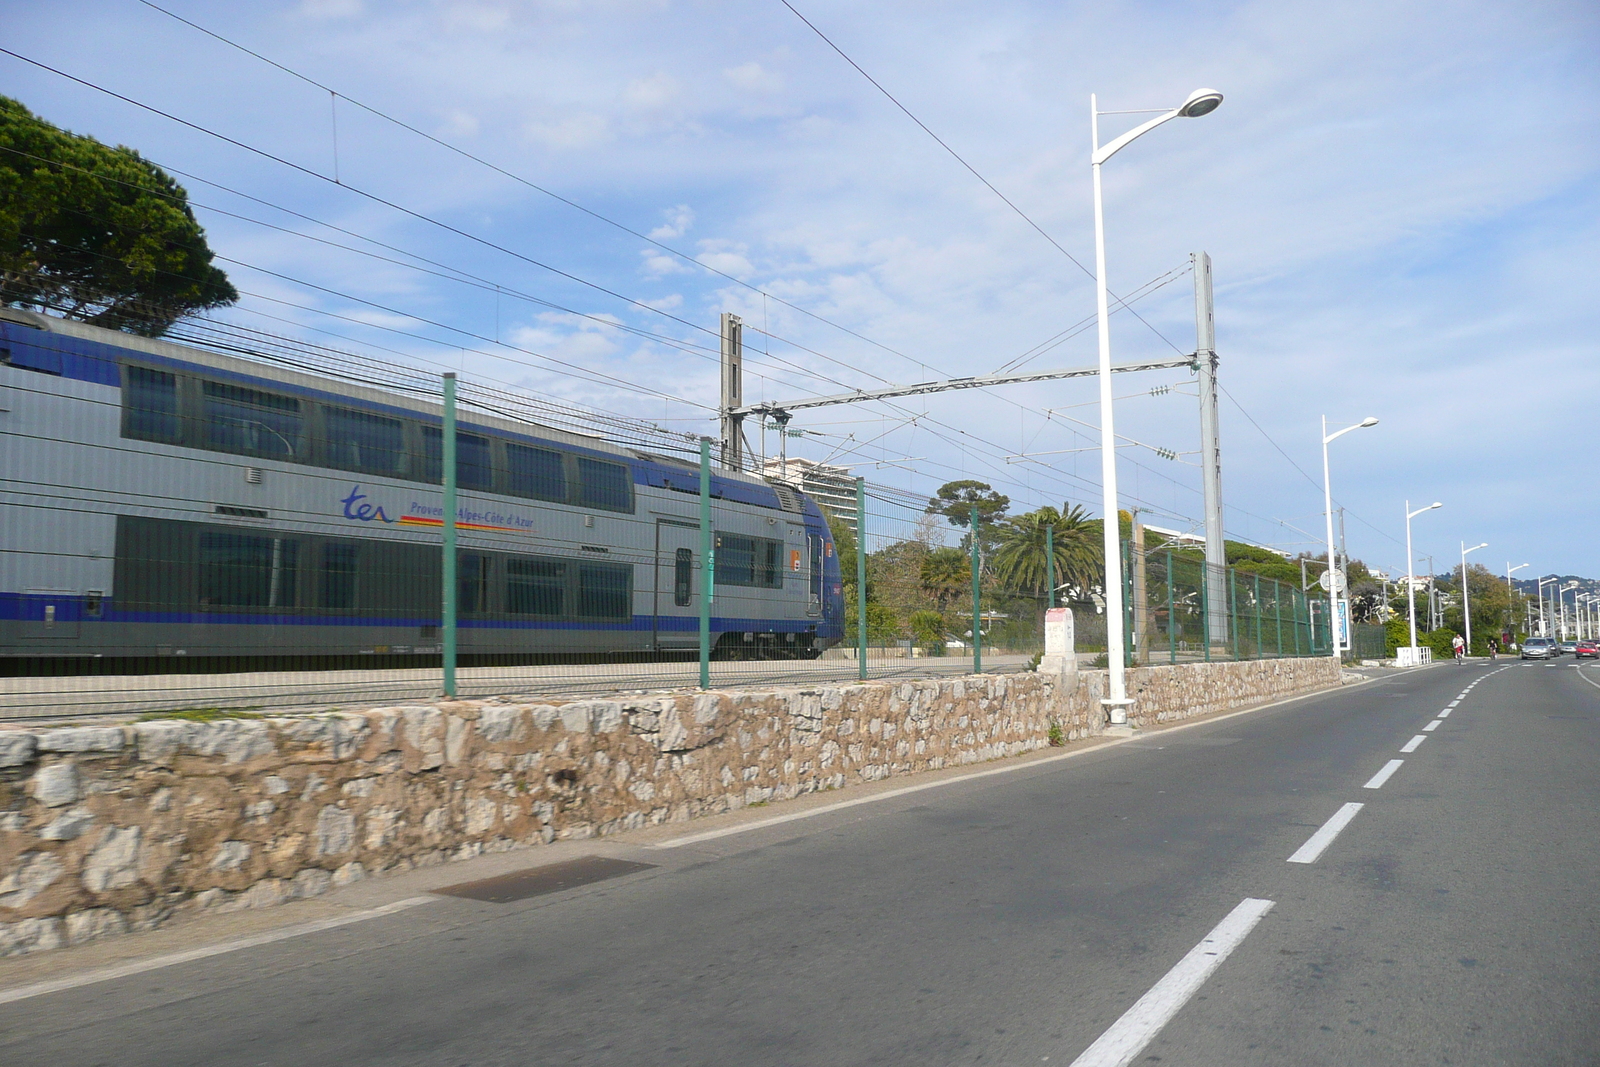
806, 534, 823, 617
654, 519, 701, 650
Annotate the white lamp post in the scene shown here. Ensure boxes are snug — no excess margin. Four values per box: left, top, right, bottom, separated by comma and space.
1460, 541, 1487, 655
1507, 563, 1528, 642
1404, 500, 1442, 659
1322, 416, 1379, 659
1560, 581, 1579, 640
1537, 576, 1558, 637
1090, 86, 1223, 725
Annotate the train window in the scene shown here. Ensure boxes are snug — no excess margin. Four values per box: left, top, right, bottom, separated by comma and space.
202, 381, 303, 460
422, 427, 493, 489
506, 443, 567, 502
506, 558, 565, 616
123, 366, 181, 442
458, 552, 488, 614
713, 534, 784, 589
321, 543, 359, 611
578, 562, 632, 619
674, 548, 692, 606
198, 532, 298, 609
325, 406, 405, 474
577, 457, 632, 512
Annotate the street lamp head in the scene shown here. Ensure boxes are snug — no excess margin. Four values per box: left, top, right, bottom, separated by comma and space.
1429, 502, 1443, 510
1178, 88, 1224, 118
1359, 416, 1380, 428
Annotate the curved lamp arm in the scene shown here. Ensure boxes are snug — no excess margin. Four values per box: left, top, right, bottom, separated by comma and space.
1093, 108, 1181, 165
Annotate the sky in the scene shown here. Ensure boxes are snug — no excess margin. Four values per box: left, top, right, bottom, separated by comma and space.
4, 0, 1597, 578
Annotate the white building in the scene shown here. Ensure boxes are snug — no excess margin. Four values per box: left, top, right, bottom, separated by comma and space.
762, 457, 857, 533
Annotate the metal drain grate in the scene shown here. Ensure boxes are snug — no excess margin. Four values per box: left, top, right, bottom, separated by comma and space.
433, 856, 656, 903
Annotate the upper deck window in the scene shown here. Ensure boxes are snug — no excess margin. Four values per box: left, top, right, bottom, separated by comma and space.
124, 366, 180, 442
422, 426, 493, 490
325, 406, 405, 474
577, 456, 632, 512
506, 443, 566, 502
203, 381, 303, 460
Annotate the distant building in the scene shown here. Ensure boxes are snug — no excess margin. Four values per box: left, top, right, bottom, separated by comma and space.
762, 457, 857, 534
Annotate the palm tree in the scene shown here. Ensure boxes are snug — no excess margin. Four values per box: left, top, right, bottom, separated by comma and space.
992, 504, 1103, 600
920, 547, 969, 611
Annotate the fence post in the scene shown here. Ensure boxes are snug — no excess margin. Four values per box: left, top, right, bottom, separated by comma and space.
1230, 569, 1239, 660
1275, 579, 1284, 657
1166, 549, 1176, 664
699, 438, 712, 690
441, 372, 457, 699
856, 476, 867, 682
971, 505, 982, 675
1253, 573, 1263, 659
1293, 589, 1304, 656
1201, 558, 1212, 662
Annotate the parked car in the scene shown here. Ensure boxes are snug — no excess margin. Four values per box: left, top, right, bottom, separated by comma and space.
1576, 640, 1598, 660
1521, 637, 1557, 659
1558, 641, 1579, 656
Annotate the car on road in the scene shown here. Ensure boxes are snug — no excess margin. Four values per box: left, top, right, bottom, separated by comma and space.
1521, 637, 1557, 659
1558, 640, 1579, 656
1576, 640, 1598, 660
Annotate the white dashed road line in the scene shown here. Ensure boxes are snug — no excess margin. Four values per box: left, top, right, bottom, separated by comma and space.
1067, 897, 1276, 1067
1364, 759, 1405, 789
1436, 708, 1452, 718
1423, 720, 1441, 732
1288, 803, 1365, 864
1400, 735, 1427, 753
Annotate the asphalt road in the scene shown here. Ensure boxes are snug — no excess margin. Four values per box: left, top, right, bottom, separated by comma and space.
3, 658, 1597, 1066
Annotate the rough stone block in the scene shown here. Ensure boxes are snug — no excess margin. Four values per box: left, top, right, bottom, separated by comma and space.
0, 731, 37, 768
35, 726, 125, 754
30, 762, 81, 807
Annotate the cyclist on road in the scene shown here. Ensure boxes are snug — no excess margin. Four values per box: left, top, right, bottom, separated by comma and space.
1488, 636, 1499, 660
1452, 632, 1466, 662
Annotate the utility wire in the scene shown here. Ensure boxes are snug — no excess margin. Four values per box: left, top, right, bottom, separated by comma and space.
779, 0, 1189, 357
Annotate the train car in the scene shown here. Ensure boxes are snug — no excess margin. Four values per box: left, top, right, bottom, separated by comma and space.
0, 308, 843, 669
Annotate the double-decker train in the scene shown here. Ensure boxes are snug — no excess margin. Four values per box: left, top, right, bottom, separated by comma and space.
0, 308, 843, 670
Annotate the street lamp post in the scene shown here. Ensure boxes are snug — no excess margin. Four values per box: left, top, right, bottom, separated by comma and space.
1090, 86, 1223, 725
1322, 416, 1379, 660
1560, 581, 1579, 640
1507, 563, 1529, 643
1404, 500, 1442, 660
1461, 541, 1487, 655
1537, 576, 1558, 637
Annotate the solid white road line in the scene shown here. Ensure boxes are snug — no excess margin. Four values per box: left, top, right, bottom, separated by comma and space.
1287, 802, 1364, 864
1364, 759, 1405, 789
1422, 720, 1441, 732
1400, 734, 1427, 752
1436, 708, 1452, 718
0, 896, 435, 1007
1067, 897, 1276, 1067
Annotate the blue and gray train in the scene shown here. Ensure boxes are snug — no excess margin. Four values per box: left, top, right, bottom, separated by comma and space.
0, 308, 843, 668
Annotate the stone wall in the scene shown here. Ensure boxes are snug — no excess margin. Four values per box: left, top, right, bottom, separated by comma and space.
0, 657, 1337, 957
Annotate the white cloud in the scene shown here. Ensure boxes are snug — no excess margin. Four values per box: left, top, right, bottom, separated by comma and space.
649, 204, 694, 240
523, 112, 610, 149
696, 251, 754, 279
437, 109, 480, 139
724, 61, 782, 94
298, 0, 362, 18
623, 73, 680, 111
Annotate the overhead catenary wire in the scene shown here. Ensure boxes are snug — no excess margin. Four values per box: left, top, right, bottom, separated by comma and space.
2, 40, 1310, 548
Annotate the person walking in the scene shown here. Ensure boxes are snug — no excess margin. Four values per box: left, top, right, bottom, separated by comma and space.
1452, 632, 1466, 663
